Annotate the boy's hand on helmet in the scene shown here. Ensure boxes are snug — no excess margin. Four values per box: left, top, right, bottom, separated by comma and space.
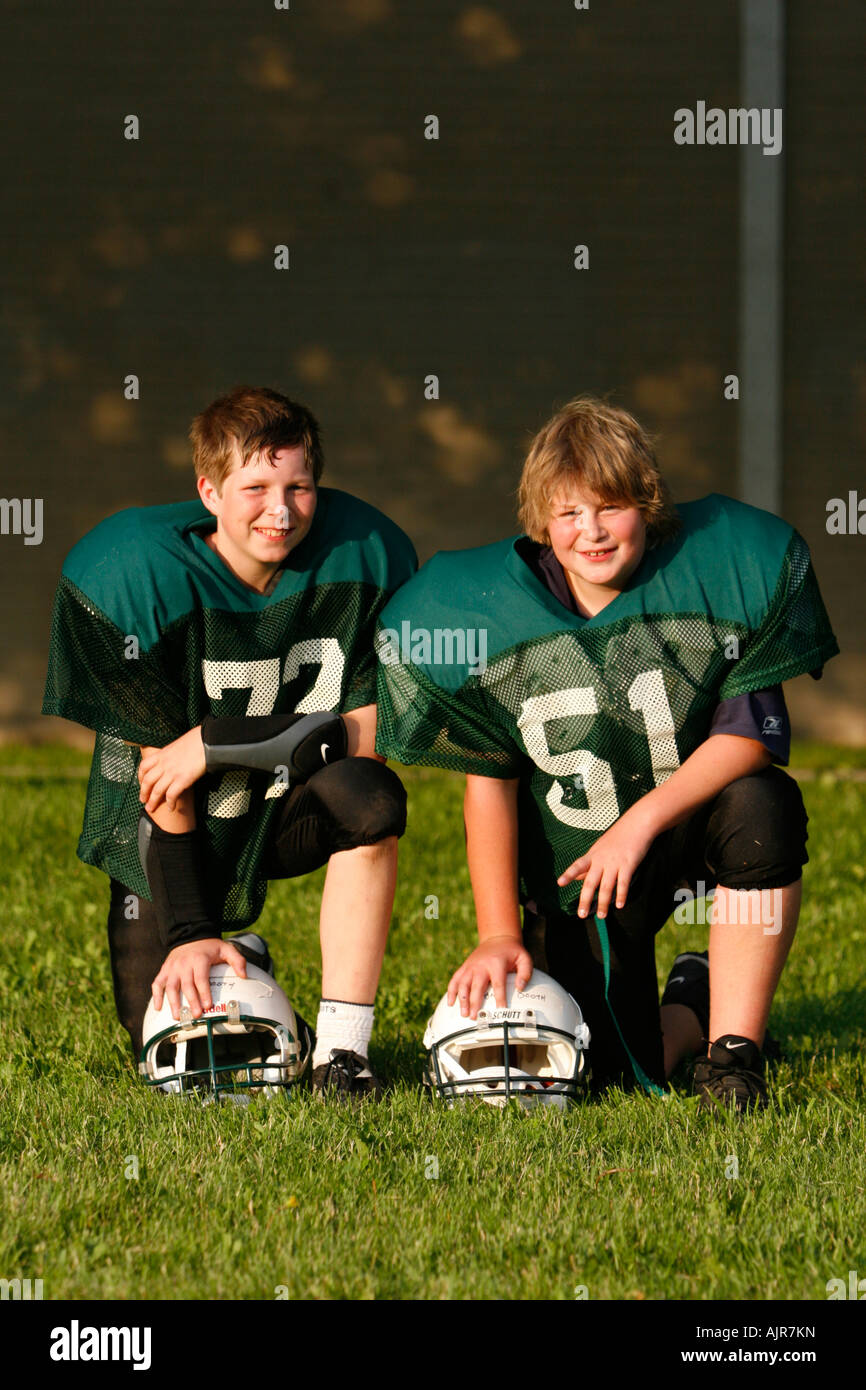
447, 936, 533, 1019
152, 938, 247, 1021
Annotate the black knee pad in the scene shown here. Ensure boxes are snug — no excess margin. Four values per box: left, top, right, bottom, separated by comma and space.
305, 757, 407, 849
137, 809, 219, 949
704, 766, 808, 890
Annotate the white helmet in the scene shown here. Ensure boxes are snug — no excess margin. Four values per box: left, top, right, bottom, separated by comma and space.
139, 962, 313, 1102
423, 970, 590, 1108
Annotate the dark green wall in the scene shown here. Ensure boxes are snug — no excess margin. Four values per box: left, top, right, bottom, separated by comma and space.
2, 2, 863, 740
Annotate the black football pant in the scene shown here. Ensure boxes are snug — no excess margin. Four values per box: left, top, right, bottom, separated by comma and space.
108, 758, 407, 1058
522, 766, 808, 1093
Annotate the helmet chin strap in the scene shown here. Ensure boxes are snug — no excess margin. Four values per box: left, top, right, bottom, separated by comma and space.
593, 915, 666, 1098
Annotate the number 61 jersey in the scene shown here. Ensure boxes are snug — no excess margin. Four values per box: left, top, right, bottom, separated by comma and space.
43, 490, 416, 926
375, 494, 838, 917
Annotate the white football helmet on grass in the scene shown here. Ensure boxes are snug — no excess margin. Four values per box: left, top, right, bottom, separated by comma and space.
140, 961, 312, 1102
423, 970, 590, 1108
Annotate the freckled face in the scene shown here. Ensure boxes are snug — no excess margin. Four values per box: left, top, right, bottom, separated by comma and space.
546, 490, 646, 613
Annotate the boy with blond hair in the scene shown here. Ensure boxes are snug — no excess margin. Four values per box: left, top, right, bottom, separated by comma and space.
44, 386, 416, 1098
376, 398, 838, 1107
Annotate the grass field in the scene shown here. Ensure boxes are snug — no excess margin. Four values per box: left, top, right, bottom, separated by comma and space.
1, 743, 864, 1301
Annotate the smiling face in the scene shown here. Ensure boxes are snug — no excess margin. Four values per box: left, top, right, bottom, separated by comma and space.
546, 489, 646, 616
197, 444, 317, 592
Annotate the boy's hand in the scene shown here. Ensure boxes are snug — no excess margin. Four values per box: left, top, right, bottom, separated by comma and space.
152, 937, 248, 1021
138, 727, 207, 813
447, 935, 533, 1020
557, 807, 655, 919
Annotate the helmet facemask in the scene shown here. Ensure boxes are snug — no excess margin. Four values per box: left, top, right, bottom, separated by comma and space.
424, 983, 591, 1110
140, 967, 312, 1103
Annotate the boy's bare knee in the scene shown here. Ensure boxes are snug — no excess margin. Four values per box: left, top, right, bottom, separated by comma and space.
147, 787, 196, 832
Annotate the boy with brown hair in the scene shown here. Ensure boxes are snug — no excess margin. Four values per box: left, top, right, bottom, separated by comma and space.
44, 386, 416, 1098
376, 397, 838, 1108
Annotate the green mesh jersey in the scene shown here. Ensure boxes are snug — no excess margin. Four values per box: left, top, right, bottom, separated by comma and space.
43, 489, 417, 926
375, 494, 838, 916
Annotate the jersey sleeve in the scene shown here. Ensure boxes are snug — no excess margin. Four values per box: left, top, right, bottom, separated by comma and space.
375, 633, 525, 777
718, 530, 839, 698
708, 687, 791, 764
42, 572, 190, 746
340, 526, 418, 713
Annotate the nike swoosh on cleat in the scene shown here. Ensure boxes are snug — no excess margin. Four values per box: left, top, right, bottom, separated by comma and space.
726, 1041, 748, 1049
320, 743, 330, 761
669, 976, 686, 985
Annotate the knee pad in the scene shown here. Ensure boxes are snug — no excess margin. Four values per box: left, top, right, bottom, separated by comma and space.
305, 757, 407, 849
137, 809, 219, 949
704, 766, 808, 890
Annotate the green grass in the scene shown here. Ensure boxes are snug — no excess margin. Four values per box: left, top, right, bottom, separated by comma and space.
784, 739, 866, 772
1, 747, 864, 1301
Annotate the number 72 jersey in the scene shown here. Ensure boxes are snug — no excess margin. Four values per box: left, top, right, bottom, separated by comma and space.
43, 490, 416, 926
375, 494, 838, 916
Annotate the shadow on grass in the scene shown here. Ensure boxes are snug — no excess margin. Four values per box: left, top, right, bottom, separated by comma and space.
370, 1031, 428, 1090
770, 984, 866, 1055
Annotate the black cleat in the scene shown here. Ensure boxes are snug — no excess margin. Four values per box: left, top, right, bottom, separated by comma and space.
227, 932, 274, 976
312, 1049, 383, 1101
693, 1035, 769, 1113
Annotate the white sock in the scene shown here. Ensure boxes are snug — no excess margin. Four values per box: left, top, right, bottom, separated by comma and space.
313, 1000, 374, 1068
